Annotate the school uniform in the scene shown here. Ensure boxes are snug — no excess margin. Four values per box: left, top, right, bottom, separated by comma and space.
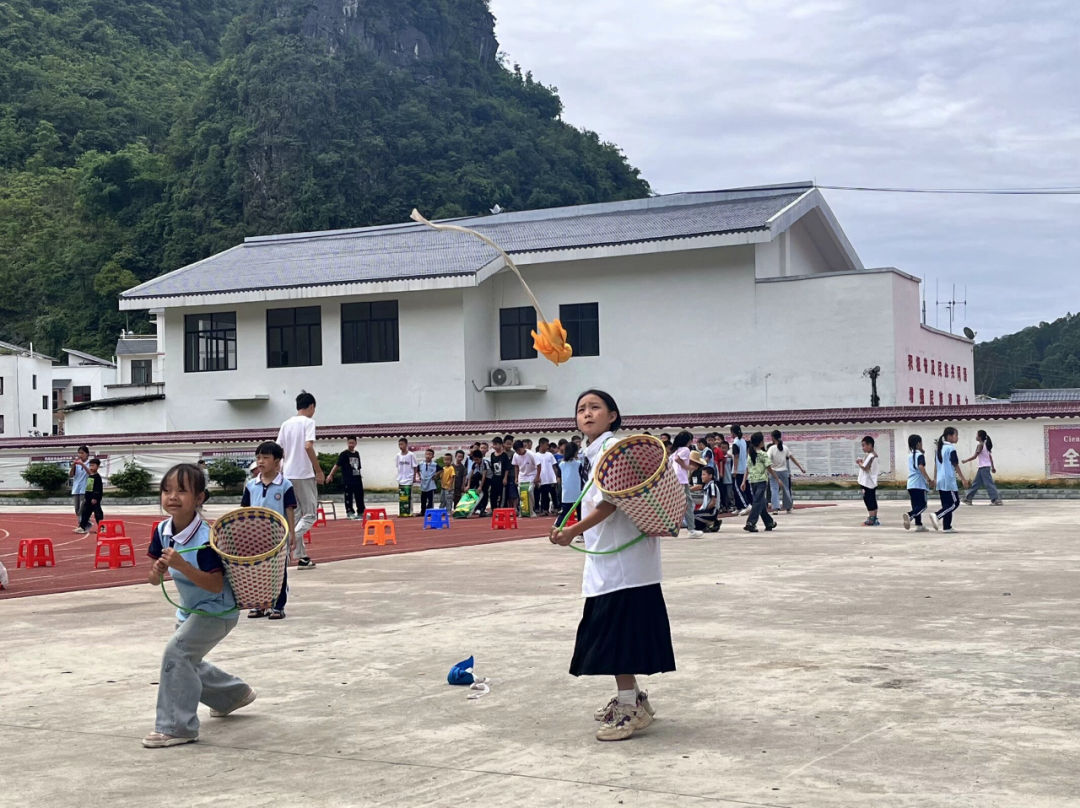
148, 516, 249, 739
694, 480, 722, 531
558, 458, 583, 523
721, 453, 735, 510
744, 451, 776, 530
858, 452, 880, 515
569, 432, 675, 677
418, 460, 439, 515
935, 443, 962, 529
907, 450, 928, 526
78, 471, 104, 530
242, 474, 297, 613
481, 452, 511, 513
731, 438, 750, 509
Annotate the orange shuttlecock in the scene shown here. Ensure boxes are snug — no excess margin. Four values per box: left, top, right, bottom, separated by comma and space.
532, 319, 573, 366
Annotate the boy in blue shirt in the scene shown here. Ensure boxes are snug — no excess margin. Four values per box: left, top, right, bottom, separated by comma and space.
69, 445, 90, 531
241, 441, 297, 620
417, 448, 439, 516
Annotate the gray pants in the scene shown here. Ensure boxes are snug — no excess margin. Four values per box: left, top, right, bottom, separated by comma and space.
683, 484, 696, 531
440, 489, 454, 512
769, 470, 793, 511
291, 477, 318, 560
965, 467, 1001, 503
155, 615, 248, 739
73, 494, 83, 517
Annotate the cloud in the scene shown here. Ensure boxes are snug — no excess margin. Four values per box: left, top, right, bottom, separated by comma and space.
490, 0, 1080, 339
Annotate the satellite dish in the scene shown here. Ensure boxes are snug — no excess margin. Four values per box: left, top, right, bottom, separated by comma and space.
963, 327, 976, 340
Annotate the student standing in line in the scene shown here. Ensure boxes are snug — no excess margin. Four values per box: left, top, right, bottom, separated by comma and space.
855, 436, 881, 526
326, 437, 365, 520
712, 439, 731, 513
439, 453, 456, 512
744, 433, 780, 533
670, 431, 701, 537
930, 427, 967, 533
557, 441, 584, 524
69, 445, 90, 532
730, 425, 751, 515
903, 434, 933, 532
275, 392, 322, 569
395, 437, 420, 517
963, 430, 1003, 506
535, 439, 559, 516
549, 389, 675, 742
511, 440, 539, 517
485, 437, 511, 513
502, 434, 519, 513
417, 449, 439, 517
453, 450, 467, 506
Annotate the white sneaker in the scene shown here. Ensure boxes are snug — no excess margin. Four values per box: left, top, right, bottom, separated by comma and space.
915, 525, 930, 532
687, 530, 704, 538
595, 699, 654, 741
738, 507, 752, 516
210, 688, 257, 718
73, 527, 87, 534
942, 527, 957, 534
594, 691, 655, 721
142, 732, 197, 748
902, 513, 911, 530
928, 512, 940, 531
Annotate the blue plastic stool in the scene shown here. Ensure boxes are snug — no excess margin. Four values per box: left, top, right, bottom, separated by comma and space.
423, 508, 450, 530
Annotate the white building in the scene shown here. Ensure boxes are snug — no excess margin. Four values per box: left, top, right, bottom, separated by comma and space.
98, 183, 972, 433
0, 341, 53, 438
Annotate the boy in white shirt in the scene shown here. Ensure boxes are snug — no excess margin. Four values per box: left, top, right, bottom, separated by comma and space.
511, 440, 539, 517
535, 438, 559, 516
395, 437, 420, 516
855, 435, 880, 527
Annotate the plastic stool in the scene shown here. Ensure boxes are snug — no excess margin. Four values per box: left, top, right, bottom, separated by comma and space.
314, 508, 328, 528
491, 508, 518, 530
304, 531, 313, 545
318, 500, 338, 520
97, 520, 127, 539
94, 537, 136, 569
17, 538, 56, 568
362, 520, 397, 546
150, 520, 162, 540
362, 508, 388, 527
564, 510, 579, 527
423, 509, 450, 530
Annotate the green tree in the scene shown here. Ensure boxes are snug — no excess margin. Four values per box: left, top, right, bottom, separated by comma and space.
109, 461, 153, 496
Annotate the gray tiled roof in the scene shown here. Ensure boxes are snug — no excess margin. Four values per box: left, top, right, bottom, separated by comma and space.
116, 337, 158, 355
121, 186, 809, 300
63, 347, 116, 367
1010, 388, 1080, 402
0, 339, 55, 360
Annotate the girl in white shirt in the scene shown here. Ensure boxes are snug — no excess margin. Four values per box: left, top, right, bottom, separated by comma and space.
550, 389, 675, 742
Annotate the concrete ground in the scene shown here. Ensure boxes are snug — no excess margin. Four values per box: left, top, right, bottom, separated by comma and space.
2, 500, 1079, 807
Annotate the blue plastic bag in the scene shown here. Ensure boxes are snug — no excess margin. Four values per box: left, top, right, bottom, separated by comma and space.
447, 656, 475, 685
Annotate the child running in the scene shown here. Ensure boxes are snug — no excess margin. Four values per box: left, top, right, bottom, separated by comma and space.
963, 430, 1002, 506
144, 463, 254, 748
744, 432, 780, 533
549, 389, 675, 742
930, 427, 967, 533
903, 434, 933, 532
855, 436, 880, 526
242, 442, 297, 620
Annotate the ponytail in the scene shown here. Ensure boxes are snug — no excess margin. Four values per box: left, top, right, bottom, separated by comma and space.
771, 429, 783, 451
936, 427, 958, 463
978, 430, 993, 453
748, 431, 764, 465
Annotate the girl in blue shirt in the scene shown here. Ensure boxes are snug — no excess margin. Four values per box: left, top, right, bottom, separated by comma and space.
143, 463, 254, 748
902, 434, 934, 532
557, 441, 584, 524
930, 428, 968, 533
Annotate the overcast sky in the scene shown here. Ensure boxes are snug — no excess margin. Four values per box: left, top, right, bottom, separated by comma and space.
489, 0, 1080, 342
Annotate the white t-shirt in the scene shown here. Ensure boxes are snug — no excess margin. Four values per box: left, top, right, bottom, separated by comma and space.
536, 452, 558, 485
396, 453, 419, 485
276, 415, 316, 480
512, 450, 538, 481
858, 452, 880, 488
670, 447, 691, 485
767, 445, 791, 471
580, 432, 662, 598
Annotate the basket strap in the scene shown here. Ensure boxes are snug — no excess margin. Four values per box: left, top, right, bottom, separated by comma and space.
157, 543, 239, 617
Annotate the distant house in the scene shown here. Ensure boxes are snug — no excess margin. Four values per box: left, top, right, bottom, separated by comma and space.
1010, 388, 1080, 403
0, 341, 53, 437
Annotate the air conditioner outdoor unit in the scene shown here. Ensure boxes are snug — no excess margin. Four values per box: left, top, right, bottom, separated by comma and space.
489, 366, 520, 387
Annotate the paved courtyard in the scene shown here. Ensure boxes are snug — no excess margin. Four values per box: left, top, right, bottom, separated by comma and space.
2, 500, 1079, 807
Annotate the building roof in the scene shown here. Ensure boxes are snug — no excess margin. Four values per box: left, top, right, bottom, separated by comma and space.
1010, 388, 1080, 403
120, 184, 815, 301
2, 403, 1078, 450
57, 393, 164, 414
52, 378, 71, 388
0, 339, 55, 361
115, 337, 158, 356
63, 348, 116, 368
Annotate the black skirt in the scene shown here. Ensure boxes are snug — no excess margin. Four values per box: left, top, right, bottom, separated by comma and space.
569, 583, 676, 677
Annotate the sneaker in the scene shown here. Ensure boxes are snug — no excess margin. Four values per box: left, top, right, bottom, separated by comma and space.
739, 507, 752, 516
73, 527, 87, 534
928, 512, 940, 531
297, 558, 316, 570
991, 500, 1004, 506
268, 609, 286, 620
915, 525, 930, 532
210, 688, 257, 718
247, 609, 268, 619
942, 527, 957, 534
687, 530, 704, 538
743, 525, 759, 533
142, 732, 197, 748
764, 522, 776, 531
594, 691, 656, 721
595, 699, 654, 741
862, 519, 875, 527
962, 499, 973, 507
903, 513, 911, 530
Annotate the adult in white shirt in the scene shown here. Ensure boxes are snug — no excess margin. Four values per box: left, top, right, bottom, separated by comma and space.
276, 392, 324, 568
766, 430, 806, 514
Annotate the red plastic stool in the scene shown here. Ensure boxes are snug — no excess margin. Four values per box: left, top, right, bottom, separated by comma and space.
97, 520, 127, 539
94, 537, 137, 569
362, 508, 388, 527
564, 510, 579, 527
17, 539, 56, 568
314, 508, 328, 528
150, 521, 162, 540
304, 531, 313, 545
491, 508, 518, 530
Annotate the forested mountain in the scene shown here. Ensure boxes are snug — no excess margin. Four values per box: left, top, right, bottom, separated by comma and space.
0, 0, 650, 359
974, 313, 1080, 398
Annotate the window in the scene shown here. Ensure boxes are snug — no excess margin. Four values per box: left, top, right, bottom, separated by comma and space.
500, 306, 537, 361
916, 357, 921, 372
72, 386, 92, 404
560, 303, 600, 357
341, 301, 399, 364
33, 413, 37, 427
131, 359, 153, 385
0, 414, 4, 433
0, 376, 3, 394
52, 390, 61, 411
267, 306, 322, 368
185, 312, 237, 372
32, 374, 37, 390
42, 395, 48, 410
938, 361, 943, 376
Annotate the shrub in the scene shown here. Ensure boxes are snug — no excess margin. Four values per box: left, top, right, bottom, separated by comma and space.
109, 462, 153, 497
21, 462, 69, 493
208, 459, 247, 492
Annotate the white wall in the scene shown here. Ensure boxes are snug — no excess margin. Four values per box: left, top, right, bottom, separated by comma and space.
64, 398, 167, 436
0, 354, 52, 436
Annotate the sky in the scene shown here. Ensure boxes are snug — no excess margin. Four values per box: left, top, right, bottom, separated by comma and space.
489, 0, 1080, 342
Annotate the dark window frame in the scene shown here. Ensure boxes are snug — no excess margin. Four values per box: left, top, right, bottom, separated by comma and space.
72, 386, 92, 404
184, 312, 237, 373
131, 359, 153, 386
341, 301, 400, 365
500, 306, 538, 361
559, 302, 600, 357
267, 306, 323, 369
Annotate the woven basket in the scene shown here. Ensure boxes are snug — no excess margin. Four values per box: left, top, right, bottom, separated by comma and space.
210, 507, 290, 610
595, 435, 686, 538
